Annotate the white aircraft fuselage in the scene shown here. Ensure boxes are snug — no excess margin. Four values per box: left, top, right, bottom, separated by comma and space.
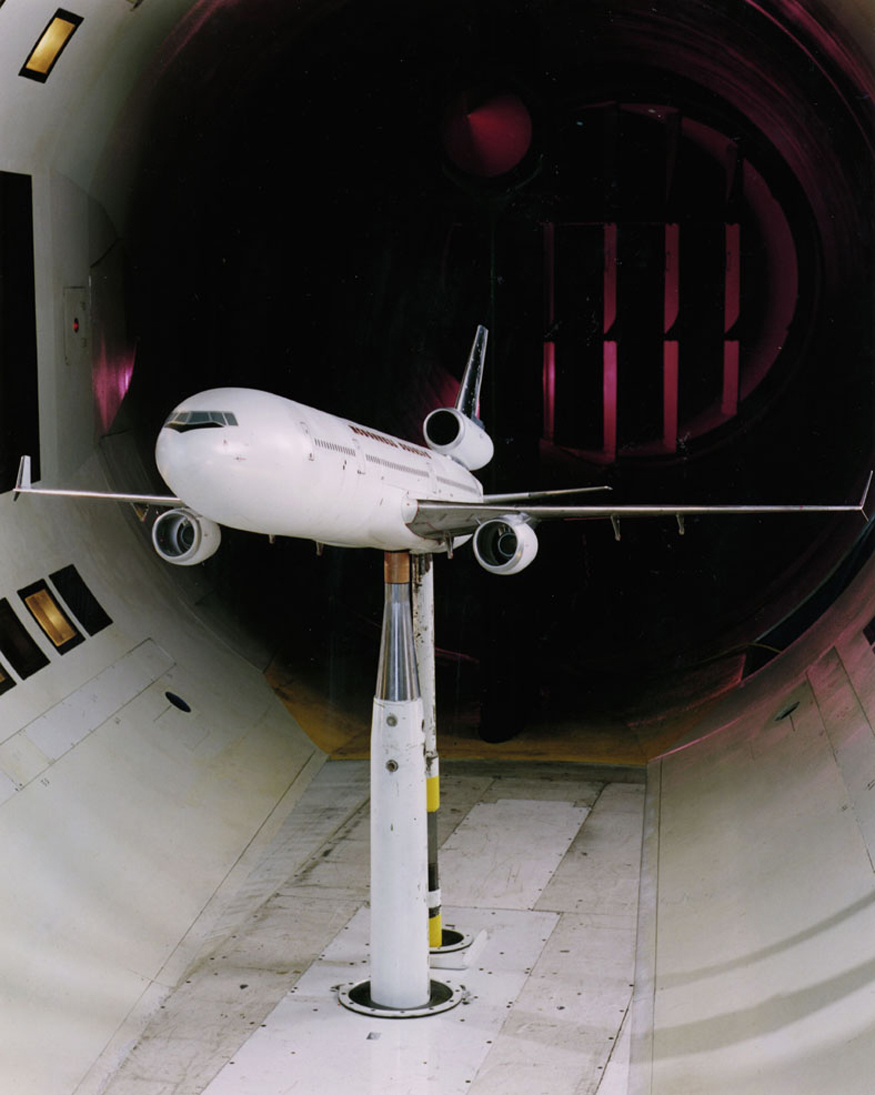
17, 325, 865, 573
155, 387, 482, 552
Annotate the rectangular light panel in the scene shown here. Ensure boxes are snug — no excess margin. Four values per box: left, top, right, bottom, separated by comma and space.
24, 589, 76, 647
18, 581, 83, 654
20, 10, 83, 83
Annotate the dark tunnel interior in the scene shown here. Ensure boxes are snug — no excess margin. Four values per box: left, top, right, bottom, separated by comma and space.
111, 0, 875, 740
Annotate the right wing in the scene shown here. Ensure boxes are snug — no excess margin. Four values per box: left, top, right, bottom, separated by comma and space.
13, 455, 182, 507
409, 473, 872, 541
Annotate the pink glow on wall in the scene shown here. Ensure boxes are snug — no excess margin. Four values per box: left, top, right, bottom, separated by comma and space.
93, 333, 135, 437
603, 224, 617, 334
739, 162, 797, 402
664, 223, 679, 332
543, 222, 556, 440
603, 342, 618, 459
663, 341, 679, 451
543, 342, 556, 442
154, 0, 238, 73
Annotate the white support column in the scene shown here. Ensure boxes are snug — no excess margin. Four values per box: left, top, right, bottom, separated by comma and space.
339, 552, 462, 1017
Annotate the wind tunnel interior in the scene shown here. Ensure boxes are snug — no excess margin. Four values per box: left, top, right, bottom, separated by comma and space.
113, 0, 875, 751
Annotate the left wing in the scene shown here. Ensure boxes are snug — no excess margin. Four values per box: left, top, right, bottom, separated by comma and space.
12, 455, 182, 507
409, 474, 872, 541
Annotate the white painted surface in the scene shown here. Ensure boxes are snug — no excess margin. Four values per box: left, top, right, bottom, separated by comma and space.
21, 638, 173, 761
369, 697, 431, 1009
638, 634, 875, 1095
0, 475, 320, 1095
134, 764, 641, 1095
203, 905, 559, 1095
439, 799, 589, 909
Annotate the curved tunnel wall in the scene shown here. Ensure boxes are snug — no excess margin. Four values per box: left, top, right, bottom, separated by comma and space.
0, 0, 873, 1092
0, 10, 322, 1092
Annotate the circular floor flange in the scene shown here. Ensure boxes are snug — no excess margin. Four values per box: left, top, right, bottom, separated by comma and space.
337, 978, 465, 1018
431, 927, 475, 954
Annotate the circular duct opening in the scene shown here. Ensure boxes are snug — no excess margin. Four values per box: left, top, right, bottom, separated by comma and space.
110, 0, 875, 734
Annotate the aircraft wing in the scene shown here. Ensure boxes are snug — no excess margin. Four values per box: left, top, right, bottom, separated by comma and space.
481, 485, 612, 504
13, 456, 182, 507
409, 474, 872, 540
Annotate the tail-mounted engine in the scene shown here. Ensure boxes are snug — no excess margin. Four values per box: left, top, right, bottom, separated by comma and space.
151, 508, 221, 566
423, 408, 494, 471
424, 325, 494, 471
472, 518, 538, 575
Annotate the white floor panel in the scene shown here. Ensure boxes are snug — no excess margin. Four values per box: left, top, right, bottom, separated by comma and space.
104, 763, 642, 1095
439, 799, 589, 909
202, 905, 560, 1095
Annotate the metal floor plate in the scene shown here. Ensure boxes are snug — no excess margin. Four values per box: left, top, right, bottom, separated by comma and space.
202, 905, 559, 1095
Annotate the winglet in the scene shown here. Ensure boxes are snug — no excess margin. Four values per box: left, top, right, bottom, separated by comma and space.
455, 325, 488, 422
13, 455, 32, 501
860, 470, 873, 520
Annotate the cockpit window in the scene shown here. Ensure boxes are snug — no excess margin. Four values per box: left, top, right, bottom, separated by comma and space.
164, 410, 239, 432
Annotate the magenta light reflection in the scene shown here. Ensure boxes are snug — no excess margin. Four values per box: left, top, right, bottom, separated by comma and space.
602, 224, 618, 460
663, 342, 679, 451
93, 332, 135, 436
663, 223, 680, 452
603, 342, 618, 459
723, 223, 742, 418
543, 222, 556, 441
543, 342, 556, 442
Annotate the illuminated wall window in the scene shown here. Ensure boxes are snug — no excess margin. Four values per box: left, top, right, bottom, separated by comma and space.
18, 581, 84, 655
49, 564, 112, 635
20, 10, 83, 83
0, 599, 49, 678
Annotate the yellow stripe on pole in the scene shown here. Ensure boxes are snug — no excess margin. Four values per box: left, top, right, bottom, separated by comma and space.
429, 911, 443, 949
427, 774, 440, 813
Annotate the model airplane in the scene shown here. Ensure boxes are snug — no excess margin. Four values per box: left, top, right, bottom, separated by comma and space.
13, 327, 870, 574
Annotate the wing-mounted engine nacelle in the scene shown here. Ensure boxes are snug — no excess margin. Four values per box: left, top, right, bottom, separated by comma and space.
472, 518, 539, 575
151, 508, 222, 566
423, 408, 494, 471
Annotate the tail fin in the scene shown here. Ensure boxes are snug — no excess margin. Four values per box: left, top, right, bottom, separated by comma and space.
13, 455, 32, 501
455, 325, 488, 422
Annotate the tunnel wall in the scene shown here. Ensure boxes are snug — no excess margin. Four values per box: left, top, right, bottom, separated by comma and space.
0, 16, 323, 1088
633, 552, 875, 1093
0, 478, 322, 1095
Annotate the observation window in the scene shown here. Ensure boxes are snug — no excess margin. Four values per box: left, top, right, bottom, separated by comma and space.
18, 581, 84, 654
20, 10, 83, 83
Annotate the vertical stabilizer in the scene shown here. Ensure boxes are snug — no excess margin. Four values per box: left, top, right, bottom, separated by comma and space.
455, 325, 488, 422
